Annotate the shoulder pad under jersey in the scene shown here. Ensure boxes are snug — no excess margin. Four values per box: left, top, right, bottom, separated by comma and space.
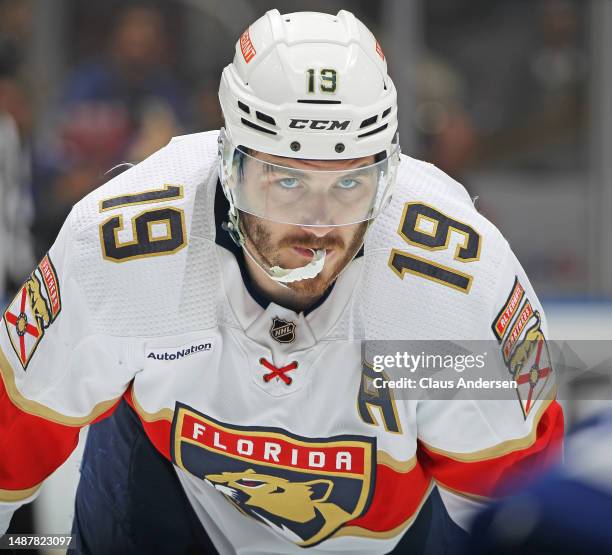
358, 155, 522, 340
67, 130, 222, 337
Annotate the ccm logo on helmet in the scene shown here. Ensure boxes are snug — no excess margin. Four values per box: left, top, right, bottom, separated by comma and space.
289, 119, 351, 131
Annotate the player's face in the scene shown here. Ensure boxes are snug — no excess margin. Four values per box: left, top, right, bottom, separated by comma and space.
240, 152, 375, 297
235, 150, 381, 226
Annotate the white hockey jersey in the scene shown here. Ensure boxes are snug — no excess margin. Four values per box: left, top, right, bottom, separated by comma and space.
0, 131, 563, 554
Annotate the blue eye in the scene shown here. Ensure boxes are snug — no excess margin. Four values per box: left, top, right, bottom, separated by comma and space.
277, 178, 300, 189
337, 178, 359, 190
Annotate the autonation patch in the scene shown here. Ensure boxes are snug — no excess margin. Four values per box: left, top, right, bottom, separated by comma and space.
147, 341, 214, 361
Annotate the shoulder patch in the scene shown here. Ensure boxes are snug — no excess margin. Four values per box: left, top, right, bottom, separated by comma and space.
507, 312, 552, 418
492, 277, 553, 418
502, 300, 535, 362
3, 254, 62, 370
491, 276, 525, 340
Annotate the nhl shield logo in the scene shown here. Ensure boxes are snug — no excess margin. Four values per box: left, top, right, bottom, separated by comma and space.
270, 317, 296, 343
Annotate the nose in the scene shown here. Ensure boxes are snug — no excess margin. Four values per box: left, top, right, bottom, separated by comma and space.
295, 191, 336, 229
299, 225, 335, 238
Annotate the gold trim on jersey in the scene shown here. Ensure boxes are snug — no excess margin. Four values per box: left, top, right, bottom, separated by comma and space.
0, 345, 122, 426
331, 480, 434, 540
0, 483, 41, 503
413, 213, 439, 238
419, 393, 556, 462
146, 219, 172, 242
130, 388, 174, 422
434, 479, 490, 502
376, 451, 416, 473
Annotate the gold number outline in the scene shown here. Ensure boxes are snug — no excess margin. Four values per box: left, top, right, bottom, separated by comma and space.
388, 201, 482, 293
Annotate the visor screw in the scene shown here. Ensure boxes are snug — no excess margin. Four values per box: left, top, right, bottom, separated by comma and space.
335, 143, 345, 153
290, 141, 301, 152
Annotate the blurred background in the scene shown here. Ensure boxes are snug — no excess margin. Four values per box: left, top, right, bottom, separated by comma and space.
2, 0, 611, 305
0, 0, 610, 548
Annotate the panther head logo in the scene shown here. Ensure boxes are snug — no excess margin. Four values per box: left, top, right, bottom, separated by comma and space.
509, 313, 544, 378
205, 468, 352, 544
508, 313, 552, 416
25, 275, 51, 328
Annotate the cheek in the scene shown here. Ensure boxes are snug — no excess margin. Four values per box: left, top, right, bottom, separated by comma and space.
340, 223, 366, 246
249, 220, 293, 254
264, 221, 293, 244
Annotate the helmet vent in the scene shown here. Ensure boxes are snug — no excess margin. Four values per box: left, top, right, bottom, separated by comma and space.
240, 118, 277, 135
238, 101, 250, 114
382, 107, 392, 118
360, 115, 378, 128
297, 99, 342, 104
255, 111, 276, 126
357, 123, 388, 139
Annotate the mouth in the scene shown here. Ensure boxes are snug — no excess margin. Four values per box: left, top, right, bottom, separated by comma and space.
293, 247, 316, 258
292, 247, 337, 260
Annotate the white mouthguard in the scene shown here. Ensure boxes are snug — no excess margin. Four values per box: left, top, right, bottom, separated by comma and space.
269, 249, 327, 283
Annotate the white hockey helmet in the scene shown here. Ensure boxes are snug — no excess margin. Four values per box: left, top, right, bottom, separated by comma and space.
217, 9, 400, 282
219, 9, 398, 160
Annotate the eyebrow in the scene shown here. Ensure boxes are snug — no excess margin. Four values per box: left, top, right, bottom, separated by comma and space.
261, 162, 376, 178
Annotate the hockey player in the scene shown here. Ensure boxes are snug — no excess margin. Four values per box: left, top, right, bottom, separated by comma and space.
0, 9, 563, 554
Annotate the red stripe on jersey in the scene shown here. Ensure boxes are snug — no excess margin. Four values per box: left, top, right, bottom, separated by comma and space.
346, 459, 430, 531
123, 388, 172, 461
418, 400, 564, 497
0, 377, 120, 491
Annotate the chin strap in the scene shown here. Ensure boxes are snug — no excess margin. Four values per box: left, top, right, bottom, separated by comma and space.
222, 208, 326, 285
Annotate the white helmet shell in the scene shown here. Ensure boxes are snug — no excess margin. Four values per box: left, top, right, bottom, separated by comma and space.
218, 9, 398, 160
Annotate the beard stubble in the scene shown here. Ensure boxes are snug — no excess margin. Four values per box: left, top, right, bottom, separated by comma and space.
240, 212, 368, 297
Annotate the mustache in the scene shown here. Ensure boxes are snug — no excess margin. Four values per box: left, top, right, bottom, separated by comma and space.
278, 234, 345, 250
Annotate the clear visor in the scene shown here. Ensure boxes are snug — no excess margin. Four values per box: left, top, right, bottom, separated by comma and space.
220, 142, 400, 226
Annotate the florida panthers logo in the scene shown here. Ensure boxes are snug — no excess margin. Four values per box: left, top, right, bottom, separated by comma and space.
26, 274, 52, 328
507, 313, 552, 418
3, 254, 61, 369
205, 469, 353, 543
172, 404, 375, 547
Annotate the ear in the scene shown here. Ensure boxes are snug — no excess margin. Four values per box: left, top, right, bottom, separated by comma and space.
304, 479, 334, 502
